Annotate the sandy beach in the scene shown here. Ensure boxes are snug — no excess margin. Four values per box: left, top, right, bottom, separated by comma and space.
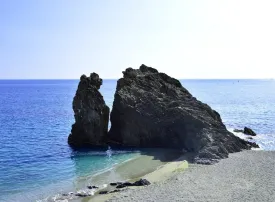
105, 150, 275, 202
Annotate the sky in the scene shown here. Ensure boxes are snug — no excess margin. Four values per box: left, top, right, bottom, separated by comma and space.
1, 0, 275, 79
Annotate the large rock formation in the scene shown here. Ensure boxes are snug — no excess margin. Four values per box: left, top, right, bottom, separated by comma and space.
108, 64, 256, 164
68, 73, 109, 147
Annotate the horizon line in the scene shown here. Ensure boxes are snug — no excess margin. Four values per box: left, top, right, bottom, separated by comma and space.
0, 78, 274, 80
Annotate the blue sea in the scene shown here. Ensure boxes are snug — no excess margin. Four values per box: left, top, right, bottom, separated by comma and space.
0, 79, 274, 201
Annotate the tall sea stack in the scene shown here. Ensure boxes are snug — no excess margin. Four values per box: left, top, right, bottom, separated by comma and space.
108, 64, 256, 164
68, 73, 109, 147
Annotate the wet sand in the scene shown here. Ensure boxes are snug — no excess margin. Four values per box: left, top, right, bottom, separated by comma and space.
107, 150, 275, 202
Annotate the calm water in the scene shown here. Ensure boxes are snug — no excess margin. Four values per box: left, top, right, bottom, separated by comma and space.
0, 79, 274, 201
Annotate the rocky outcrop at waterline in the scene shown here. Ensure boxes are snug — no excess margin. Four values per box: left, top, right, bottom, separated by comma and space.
233, 129, 244, 133
68, 73, 109, 147
108, 64, 257, 164
114, 179, 151, 188
68, 65, 258, 164
234, 127, 257, 136
244, 127, 257, 136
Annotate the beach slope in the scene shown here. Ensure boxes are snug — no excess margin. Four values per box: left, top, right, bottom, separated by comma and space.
108, 151, 275, 202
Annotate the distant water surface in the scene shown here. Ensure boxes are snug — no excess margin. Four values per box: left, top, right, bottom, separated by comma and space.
0, 79, 274, 201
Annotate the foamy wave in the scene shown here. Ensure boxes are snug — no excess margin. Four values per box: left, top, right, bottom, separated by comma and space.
252, 133, 275, 151
228, 128, 254, 140
228, 128, 275, 151
86, 155, 139, 179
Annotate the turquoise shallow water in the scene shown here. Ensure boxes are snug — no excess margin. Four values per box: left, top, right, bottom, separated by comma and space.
0, 79, 274, 201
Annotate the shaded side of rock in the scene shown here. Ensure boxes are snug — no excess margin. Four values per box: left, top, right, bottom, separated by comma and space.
133, 179, 151, 186
249, 141, 259, 148
68, 73, 110, 147
244, 127, 257, 136
116, 184, 127, 189
108, 64, 257, 164
116, 182, 134, 189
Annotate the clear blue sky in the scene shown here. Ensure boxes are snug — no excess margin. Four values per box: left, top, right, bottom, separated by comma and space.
1, 0, 275, 79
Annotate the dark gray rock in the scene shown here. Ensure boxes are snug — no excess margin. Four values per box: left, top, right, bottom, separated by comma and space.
234, 127, 257, 137
87, 185, 99, 189
99, 191, 109, 194
116, 184, 127, 189
110, 182, 123, 186
233, 129, 244, 133
244, 127, 257, 136
108, 64, 257, 164
133, 179, 151, 186
109, 189, 121, 193
248, 141, 259, 148
75, 192, 90, 197
68, 73, 110, 147
116, 182, 134, 189
115, 179, 151, 188
122, 182, 133, 186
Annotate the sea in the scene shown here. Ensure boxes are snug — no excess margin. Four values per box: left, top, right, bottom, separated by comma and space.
0, 79, 274, 202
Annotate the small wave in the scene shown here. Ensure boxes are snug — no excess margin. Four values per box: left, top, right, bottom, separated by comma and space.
228, 128, 275, 151
86, 155, 140, 179
228, 128, 253, 141
37, 153, 140, 202
71, 149, 139, 158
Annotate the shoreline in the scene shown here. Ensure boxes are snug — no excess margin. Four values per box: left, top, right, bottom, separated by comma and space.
43, 131, 263, 202
52, 149, 184, 202
57, 141, 265, 202
106, 150, 275, 202
86, 152, 189, 202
